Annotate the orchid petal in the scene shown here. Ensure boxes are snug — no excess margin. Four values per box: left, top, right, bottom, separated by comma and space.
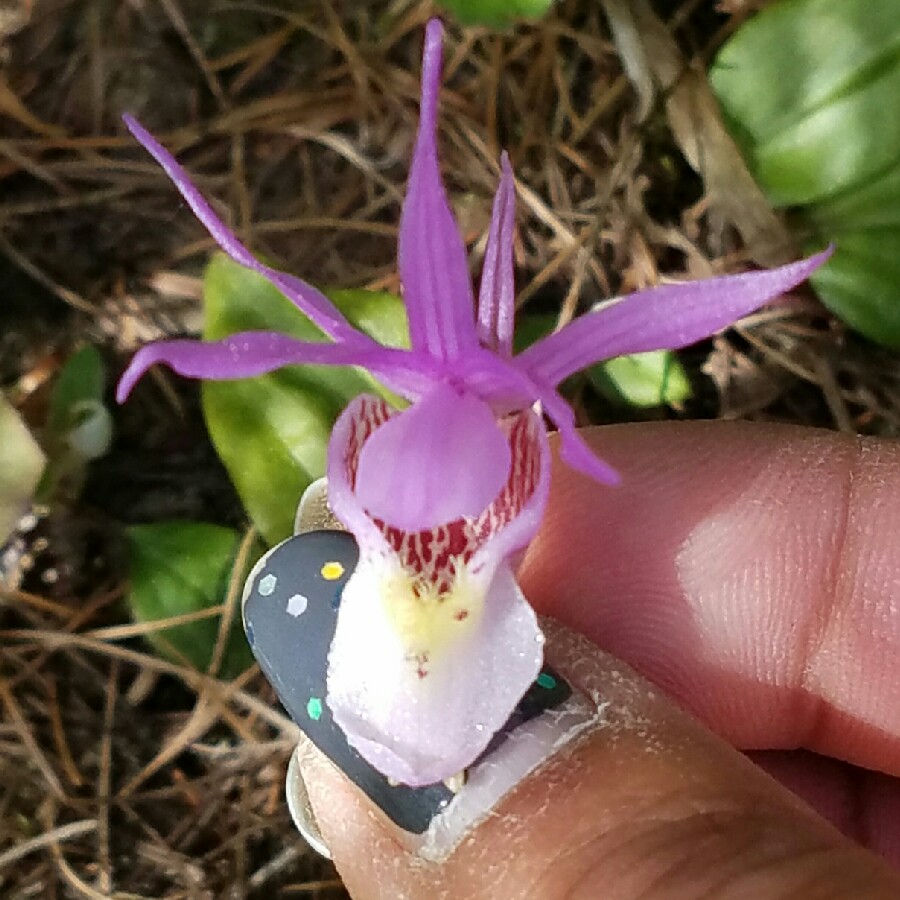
515, 248, 834, 387
477, 153, 516, 355
537, 387, 621, 485
398, 20, 477, 362
115, 332, 428, 403
123, 116, 365, 346
327, 561, 542, 786
327, 394, 549, 566
355, 384, 511, 531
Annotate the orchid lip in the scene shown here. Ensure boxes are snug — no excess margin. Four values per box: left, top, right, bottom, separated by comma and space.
322, 395, 552, 785
244, 521, 580, 831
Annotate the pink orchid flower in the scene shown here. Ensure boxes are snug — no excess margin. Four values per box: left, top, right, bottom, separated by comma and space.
117, 19, 830, 786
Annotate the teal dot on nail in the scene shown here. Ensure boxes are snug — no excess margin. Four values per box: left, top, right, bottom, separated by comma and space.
536, 672, 557, 690
307, 697, 323, 721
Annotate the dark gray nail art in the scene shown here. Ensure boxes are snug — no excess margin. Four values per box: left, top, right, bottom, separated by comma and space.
243, 529, 571, 835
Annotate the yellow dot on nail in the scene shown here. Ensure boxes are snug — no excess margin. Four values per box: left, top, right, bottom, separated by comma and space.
320, 561, 344, 581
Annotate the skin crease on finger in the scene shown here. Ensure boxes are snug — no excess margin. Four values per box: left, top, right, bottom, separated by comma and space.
519, 421, 900, 779
302, 625, 900, 900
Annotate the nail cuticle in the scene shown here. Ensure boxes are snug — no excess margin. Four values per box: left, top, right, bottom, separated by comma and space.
400, 688, 602, 862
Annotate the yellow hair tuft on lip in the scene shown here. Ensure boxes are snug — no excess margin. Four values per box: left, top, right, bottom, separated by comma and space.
379, 557, 484, 661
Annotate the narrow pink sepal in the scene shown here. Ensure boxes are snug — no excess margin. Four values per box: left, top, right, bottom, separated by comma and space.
537, 387, 621, 485
516, 248, 834, 387
477, 153, 517, 355
355, 383, 511, 531
115, 332, 424, 403
122, 115, 366, 346
397, 19, 477, 362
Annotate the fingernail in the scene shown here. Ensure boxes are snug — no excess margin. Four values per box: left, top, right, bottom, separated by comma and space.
285, 744, 332, 859
245, 482, 602, 861
293, 477, 343, 534
287, 661, 599, 861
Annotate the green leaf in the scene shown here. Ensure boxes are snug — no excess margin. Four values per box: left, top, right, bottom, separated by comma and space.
710, 0, 900, 348
711, 0, 900, 206
0, 394, 45, 542
125, 522, 256, 678
749, 69, 900, 207
511, 312, 556, 355
47, 346, 105, 437
808, 227, 900, 349
201, 254, 408, 545
810, 162, 900, 231
37, 346, 112, 504
587, 350, 692, 408
437, 0, 554, 26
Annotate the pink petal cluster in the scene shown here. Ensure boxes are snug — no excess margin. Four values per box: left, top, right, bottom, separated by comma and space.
118, 19, 830, 785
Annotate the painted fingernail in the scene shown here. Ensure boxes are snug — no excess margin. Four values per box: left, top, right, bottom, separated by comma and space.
243, 525, 600, 860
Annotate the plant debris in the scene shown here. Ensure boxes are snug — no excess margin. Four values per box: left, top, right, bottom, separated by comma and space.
2, 0, 898, 896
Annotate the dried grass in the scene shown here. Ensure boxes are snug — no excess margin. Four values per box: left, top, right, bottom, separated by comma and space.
2, 0, 899, 896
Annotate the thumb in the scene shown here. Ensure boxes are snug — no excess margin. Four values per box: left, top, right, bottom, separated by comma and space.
297, 622, 900, 899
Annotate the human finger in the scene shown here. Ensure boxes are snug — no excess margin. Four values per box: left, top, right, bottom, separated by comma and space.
519, 422, 900, 775
299, 623, 900, 899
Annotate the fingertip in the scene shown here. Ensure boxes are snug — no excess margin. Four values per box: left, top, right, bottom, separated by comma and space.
519, 422, 900, 775
299, 622, 900, 899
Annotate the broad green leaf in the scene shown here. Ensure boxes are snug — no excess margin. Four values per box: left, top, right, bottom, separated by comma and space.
126, 522, 256, 678
711, 0, 900, 147
808, 227, 900, 349
711, 0, 900, 347
811, 163, 900, 231
749, 69, 900, 207
587, 350, 692, 408
202, 254, 408, 545
711, 0, 900, 205
438, 0, 554, 26
514, 313, 692, 407
0, 394, 44, 542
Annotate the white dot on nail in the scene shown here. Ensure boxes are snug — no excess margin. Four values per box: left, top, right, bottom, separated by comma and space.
286, 593, 309, 617
258, 574, 277, 596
